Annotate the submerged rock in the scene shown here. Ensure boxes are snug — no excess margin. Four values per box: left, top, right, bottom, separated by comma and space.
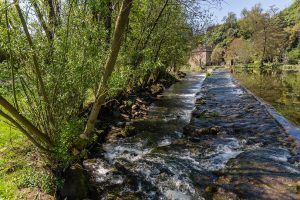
183, 125, 221, 136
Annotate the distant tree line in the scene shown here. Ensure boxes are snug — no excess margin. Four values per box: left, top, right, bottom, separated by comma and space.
198, 1, 300, 67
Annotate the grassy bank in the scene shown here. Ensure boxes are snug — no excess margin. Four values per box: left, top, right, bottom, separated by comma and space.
0, 116, 55, 200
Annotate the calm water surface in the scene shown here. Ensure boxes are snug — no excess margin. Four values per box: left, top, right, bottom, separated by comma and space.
233, 65, 300, 125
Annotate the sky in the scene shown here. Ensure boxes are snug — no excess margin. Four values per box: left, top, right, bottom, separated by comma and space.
211, 0, 293, 23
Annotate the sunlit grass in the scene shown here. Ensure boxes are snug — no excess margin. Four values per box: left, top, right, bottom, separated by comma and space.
0, 116, 54, 199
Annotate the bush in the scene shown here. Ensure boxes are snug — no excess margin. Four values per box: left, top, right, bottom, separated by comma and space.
55, 118, 96, 169
288, 47, 300, 64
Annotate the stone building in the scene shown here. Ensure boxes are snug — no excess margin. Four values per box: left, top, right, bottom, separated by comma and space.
188, 45, 212, 68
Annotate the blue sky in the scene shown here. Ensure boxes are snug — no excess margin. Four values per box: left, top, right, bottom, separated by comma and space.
211, 0, 293, 23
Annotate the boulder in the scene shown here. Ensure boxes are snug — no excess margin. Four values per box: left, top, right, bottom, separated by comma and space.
150, 84, 164, 96
60, 164, 88, 200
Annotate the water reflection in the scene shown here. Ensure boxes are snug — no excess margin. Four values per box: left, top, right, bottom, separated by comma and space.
233, 66, 300, 125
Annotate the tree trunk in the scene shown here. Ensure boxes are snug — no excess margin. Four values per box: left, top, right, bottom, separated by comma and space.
82, 0, 133, 138
0, 109, 52, 153
31, 0, 54, 42
0, 96, 53, 147
260, 26, 267, 68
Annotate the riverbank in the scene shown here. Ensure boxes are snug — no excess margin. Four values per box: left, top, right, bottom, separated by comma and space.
185, 69, 300, 199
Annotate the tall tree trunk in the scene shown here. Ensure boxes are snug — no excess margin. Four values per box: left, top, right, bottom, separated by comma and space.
82, 0, 133, 138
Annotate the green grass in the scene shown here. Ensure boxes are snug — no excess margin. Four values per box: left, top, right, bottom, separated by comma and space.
0, 116, 54, 200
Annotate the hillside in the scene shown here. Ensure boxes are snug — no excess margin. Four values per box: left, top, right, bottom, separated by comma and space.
198, 1, 300, 66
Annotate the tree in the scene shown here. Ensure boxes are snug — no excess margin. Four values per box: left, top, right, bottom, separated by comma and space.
240, 4, 287, 67
82, 0, 133, 138
211, 44, 224, 65
0, 0, 221, 167
223, 12, 237, 29
225, 38, 252, 65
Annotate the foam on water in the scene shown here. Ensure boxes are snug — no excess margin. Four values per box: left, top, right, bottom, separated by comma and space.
104, 143, 152, 162
201, 138, 243, 171
158, 138, 172, 147
164, 190, 192, 200
83, 159, 115, 183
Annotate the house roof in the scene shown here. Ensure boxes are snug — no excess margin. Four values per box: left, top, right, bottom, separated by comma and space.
191, 45, 212, 53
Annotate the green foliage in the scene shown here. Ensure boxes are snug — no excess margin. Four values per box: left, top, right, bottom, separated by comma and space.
288, 45, 300, 64
280, 0, 300, 25
16, 168, 54, 194
200, 3, 296, 66
55, 118, 96, 169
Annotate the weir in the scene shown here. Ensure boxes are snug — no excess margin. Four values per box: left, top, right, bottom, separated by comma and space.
84, 69, 300, 199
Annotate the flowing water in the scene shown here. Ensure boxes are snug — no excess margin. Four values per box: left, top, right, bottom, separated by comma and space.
232, 65, 300, 125
84, 73, 247, 199
83, 70, 300, 200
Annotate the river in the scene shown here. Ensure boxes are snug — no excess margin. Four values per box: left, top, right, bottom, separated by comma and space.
232, 65, 300, 125
82, 70, 300, 200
